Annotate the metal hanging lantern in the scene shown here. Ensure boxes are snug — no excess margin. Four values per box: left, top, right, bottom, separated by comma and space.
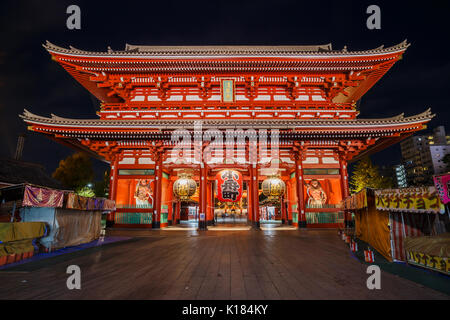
262, 176, 286, 202
216, 169, 243, 203
173, 174, 197, 201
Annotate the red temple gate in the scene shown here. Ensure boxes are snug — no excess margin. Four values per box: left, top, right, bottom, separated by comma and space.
21, 41, 434, 230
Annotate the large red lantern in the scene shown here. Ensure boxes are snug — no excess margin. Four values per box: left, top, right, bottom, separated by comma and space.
216, 170, 243, 202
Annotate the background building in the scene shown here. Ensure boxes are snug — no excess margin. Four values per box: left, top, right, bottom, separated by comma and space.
400, 125, 450, 186
393, 164, 408, 188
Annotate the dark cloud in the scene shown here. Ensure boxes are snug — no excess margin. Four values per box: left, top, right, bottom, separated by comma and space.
0, 0, 449, 177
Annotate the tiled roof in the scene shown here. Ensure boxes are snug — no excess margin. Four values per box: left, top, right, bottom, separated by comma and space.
0, 157, 64, 189
43, 41, 410, 58
21, 108, 434, 130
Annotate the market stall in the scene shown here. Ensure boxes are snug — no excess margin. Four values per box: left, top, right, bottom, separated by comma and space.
0, 184, 115, 252
342, 188, 392, 261
341, 186, 448, 270
375, 186, 446, 263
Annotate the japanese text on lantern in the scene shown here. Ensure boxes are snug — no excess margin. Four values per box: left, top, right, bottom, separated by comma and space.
217, 170, 242, 202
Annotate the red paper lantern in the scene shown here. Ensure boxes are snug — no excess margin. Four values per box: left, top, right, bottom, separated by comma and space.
216, 170, 243, 202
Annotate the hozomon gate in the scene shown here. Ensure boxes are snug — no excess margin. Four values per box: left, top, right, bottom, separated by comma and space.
21, 40, 434, 230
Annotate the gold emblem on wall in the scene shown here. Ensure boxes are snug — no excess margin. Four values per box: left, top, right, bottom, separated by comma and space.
221, 79, 235, 103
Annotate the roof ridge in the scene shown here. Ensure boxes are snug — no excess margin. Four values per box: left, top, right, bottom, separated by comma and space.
21, 108, 434, 125
43, 41, 410, 57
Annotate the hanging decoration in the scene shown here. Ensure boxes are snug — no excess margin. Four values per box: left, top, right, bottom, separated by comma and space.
23, 185, 64, 208
433, 173, 450, 205
262, 175, 286, 202
173, 174, 197, 201
341, 188, 369, 210
216, 170, 243, 203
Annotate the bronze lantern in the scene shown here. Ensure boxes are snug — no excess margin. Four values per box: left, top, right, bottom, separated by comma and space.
173, 174, 197, 201
262, 176, 286, 202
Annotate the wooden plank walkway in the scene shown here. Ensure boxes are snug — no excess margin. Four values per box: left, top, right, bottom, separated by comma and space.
0, 229, 448, 300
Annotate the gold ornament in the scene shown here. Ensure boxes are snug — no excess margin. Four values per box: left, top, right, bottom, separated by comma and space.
173, 174, 197, 201
262, 175, 286, 202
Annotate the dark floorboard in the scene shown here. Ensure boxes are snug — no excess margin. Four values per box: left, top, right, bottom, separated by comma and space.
0, 229, 448, 300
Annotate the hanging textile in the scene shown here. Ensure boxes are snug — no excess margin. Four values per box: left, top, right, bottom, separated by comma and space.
354, 206, 392, 261
65, 193, 91, 210
341, 188, 368, 210
375, 186, 445, 214
22, 185, 64, 208
103, 199, 116, 211
66, 193, 81, 209
433, 173, 450, 205
390, 212, 435, 261
87, 198, 104, 210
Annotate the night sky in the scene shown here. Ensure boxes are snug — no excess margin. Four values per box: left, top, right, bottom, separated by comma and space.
0, 0, 449, 179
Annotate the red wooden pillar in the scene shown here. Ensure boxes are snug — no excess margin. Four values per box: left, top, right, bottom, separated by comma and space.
295, 154, 306, 228
107, 156, 118, 227
175, 200, 181, 224
286, 180, 293, 225
198, 163, 207, 230
281, 195, 286, 224
152, 152, 163, 228
206, 180, 213, 226
168, 180, 174, 225
252, 165, 260, 229
339, 154, 350, 227
247, 179, 253, 224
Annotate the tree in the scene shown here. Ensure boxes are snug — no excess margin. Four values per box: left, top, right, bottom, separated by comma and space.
76, 186, 95, 197
52, 152, 94, 190
349, 156, 393, 193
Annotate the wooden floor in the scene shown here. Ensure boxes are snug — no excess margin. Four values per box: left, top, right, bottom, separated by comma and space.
0, 229, 448, 300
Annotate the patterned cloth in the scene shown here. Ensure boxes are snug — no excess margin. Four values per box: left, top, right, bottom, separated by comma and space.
66, 193, 115, 211
433, 174, 450, 205
341, 188, 368, 210
22, 185, 64, 208
66, 193, 89, 210
87, 198, 105, 210
103, 199, 116, 211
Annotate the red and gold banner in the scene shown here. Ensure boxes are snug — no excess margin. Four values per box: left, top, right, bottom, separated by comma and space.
22, 185, 64, 208
375, 187, 445, 214
216, 170, 242, 202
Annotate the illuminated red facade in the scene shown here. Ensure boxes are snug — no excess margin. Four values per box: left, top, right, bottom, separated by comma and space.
21, 40, 434, 229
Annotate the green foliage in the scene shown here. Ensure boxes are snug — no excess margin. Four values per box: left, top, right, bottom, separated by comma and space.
52, 152, 94, 190
76, 186, 95, 198
349, 156, 393, 193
